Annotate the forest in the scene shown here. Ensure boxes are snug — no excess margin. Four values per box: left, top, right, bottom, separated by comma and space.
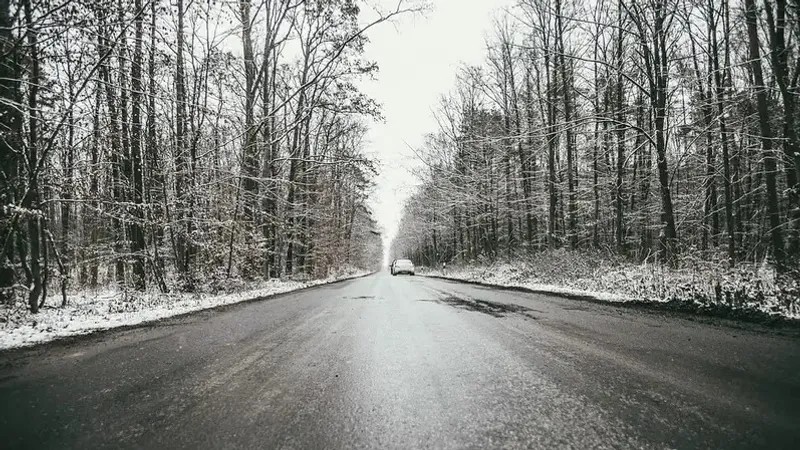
0, 0, 407, 314
393, 0, 800, 279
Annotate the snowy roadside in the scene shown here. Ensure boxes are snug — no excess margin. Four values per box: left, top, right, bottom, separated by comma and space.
420, 260, 800, 322
421, 265, 637, 304
426, 269, 635, 303
0, 270, 371, 351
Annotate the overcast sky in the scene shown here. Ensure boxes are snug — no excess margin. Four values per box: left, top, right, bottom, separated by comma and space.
357, 0, 515, 259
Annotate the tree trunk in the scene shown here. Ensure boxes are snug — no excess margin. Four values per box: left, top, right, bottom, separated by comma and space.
744, 0, 784, 265
128, 0, 146, 290
543, 50, 558, 245
286, 43, 311, 275
0, 0, 21, 303
261, 24, 275, 278
504, 41, 532, 246
174, 0, 191, 284
23, 0, 42, 313
117, 0, 131, 284
709, 0, 735, 264
636, 94, 652, 254
61, 43, 75, 302
688, 26, 716, 252
614, 15, 626, 252
88, 84, 101, 287
146, 0, 166, 292
240, 0, 258, 230
651, 1, 678, 261
523, 64, 538, 245
555, 0, 577, 248
96, 9, 126, 285
763, 0, 800, 254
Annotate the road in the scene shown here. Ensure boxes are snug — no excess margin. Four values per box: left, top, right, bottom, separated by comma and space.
1, 273, 799, 449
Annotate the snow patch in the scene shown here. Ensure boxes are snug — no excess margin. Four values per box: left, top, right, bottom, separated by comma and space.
424, 256, 800, 321
0, 269, 369, 351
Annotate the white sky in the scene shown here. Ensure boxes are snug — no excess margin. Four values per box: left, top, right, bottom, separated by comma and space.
358, 0, 515, 259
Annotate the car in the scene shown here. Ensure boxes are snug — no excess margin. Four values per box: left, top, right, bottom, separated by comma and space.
391, 258, 415, 276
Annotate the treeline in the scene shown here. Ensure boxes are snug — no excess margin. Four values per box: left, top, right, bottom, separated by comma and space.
0, 0, 406, 312
393, 0, 800, 271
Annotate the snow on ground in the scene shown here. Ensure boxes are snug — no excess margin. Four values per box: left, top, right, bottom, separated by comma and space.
0, 269, 370, 351
421, 256, 800, 321
424, 264, 636, 303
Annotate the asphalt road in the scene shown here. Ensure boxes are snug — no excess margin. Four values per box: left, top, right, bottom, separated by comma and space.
1, 273, 799, 449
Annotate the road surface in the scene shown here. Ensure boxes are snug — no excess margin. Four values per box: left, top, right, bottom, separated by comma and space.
2, 273, 799, 449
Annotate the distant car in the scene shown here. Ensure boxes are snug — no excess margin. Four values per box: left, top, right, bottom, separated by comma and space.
391, 258, 415, 276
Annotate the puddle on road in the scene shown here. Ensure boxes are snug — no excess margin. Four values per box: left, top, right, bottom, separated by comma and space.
426, 296, 538, 319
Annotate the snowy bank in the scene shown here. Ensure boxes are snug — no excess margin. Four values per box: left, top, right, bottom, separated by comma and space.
421, 252, 800, 322
0, 269, 370, 351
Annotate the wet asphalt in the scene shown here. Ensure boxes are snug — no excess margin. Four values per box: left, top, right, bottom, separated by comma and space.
1, 272, 799, 449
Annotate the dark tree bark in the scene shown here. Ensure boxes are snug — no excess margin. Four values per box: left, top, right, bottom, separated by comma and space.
523, 63, 539, 245
87, 84, 101, 287
763, 0, 800, 254
688, 23, 717, 251
636, 94, 652, 254
23, 0, 42, 313
146, 0, 167, 292
174, 0, 191, 284
116, 0, 131, 284
744, 0, 784, 265
260, 3, 278, 278
96, 9, 126, 285
503, 40, 532, 247
555, 0, 577, 248
614, 8, 626, 251
540, 46, 558, 245
652, 1, 677, 260
286, 41, 311, 275
240, 0, 258, 228
128, 0, 146, 290
627, 0, 678, 261
0, 0, 22, 303
61, 32, 76, 303
709, 0, 735, 264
